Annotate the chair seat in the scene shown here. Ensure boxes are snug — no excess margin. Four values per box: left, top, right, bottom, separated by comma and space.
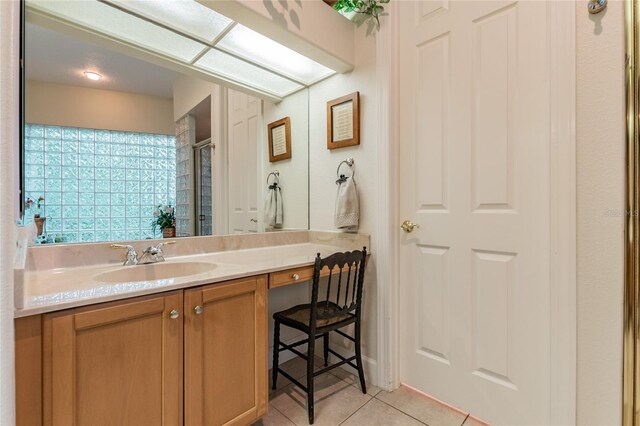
274, 301, 354, 330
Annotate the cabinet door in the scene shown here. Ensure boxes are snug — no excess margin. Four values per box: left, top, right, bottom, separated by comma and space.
43, 291, 183, 426
185, 276, 268, 426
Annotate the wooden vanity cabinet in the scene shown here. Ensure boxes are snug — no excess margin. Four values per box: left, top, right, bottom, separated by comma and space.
42, 291, 184, 426
185, 276, 268, 426
16, 275, 268, 426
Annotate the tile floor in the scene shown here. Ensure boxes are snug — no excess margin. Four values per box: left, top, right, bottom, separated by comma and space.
255, 357, 489, 426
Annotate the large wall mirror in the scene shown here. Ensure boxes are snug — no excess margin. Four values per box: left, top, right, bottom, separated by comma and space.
21, 0, 314, 244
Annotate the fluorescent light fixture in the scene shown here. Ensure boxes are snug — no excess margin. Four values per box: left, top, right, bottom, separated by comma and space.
217, 24, 335, 85
195, 49, 304, 97
27, 0, 207, 62
84, 71, 102, 81
26, 0, 339, 101
106, 0, 233, 44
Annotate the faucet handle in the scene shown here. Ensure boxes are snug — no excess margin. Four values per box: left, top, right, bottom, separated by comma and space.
110, 244, 138, 266
151, 241, 176, 252
111, 243, 133, 250
157, 241, 176, 247
141, 241, 176, 263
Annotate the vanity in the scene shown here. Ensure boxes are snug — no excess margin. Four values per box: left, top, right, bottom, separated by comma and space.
14, 231, 369, 426
15, 1, 367, 424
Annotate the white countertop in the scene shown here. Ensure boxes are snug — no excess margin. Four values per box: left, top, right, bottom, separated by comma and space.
16, 242, 357, 318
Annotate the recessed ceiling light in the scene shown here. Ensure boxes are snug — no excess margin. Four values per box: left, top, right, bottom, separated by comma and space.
84, 71, 102, 81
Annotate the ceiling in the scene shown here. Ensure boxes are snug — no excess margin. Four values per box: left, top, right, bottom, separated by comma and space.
26, 0, 338, 102
26, 23, 180, 98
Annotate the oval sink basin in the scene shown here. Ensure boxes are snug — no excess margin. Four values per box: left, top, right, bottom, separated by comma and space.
95, 262, 217, 283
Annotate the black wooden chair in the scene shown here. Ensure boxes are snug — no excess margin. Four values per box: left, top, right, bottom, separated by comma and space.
271, 247, 368, 424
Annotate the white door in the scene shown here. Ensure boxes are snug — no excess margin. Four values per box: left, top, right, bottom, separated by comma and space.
228, 89, 260, 233
399, 1, 551, 424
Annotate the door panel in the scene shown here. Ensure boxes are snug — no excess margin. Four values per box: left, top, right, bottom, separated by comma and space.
43, 292, 183, 426
399, 1, 550, 424
228, 89, 260, 233
185, 276, 268, 426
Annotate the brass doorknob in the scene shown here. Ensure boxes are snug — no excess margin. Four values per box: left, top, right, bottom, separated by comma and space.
401, 220, 421, 233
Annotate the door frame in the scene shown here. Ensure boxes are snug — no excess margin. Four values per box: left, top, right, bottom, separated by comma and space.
374, 2, 577, 424
624, 1, 639, 424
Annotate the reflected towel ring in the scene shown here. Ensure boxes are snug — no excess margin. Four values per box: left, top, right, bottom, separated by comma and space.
267, 170, 280, 186
336, 158, 355, 184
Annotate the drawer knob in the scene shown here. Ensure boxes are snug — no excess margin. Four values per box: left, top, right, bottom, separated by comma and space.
194, 305, 204, 315
291, 273, 300, 281
169, 309, 179, 319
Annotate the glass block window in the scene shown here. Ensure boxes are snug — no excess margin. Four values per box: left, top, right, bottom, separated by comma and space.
23, 124, 176, 244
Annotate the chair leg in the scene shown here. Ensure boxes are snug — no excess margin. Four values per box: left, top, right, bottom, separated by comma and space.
307, 333, 316, 424
272, 320, 281, 391
354, 322, 367, 395
323, 333, 329, 367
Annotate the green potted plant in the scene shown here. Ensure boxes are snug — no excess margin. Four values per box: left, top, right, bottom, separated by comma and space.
153, 204, 176, 238
333, 0, 390, 30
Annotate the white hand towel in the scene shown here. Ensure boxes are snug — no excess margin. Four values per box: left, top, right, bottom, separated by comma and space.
264, 185, 283, 228
335, 177, 359, 231
275, 186, 283, 227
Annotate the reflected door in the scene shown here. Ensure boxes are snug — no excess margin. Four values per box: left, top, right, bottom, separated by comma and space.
228, 89, 259, 233
398, 1, 552, 424
195, 142, 213, 236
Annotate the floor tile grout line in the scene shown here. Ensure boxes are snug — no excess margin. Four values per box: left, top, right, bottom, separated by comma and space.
372, 395, 430, 425
273, 361, 468, 426
325, 368, 382, 398
270, 403, 298, 426
270, 367, 371, 426
336, 395, 375, 426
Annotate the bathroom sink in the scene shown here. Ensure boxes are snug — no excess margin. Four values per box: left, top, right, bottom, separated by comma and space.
94, 261, 217, 283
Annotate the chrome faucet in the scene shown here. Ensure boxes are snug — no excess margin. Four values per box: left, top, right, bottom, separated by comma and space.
139, 241, 176, 264
110, 244, 139, 266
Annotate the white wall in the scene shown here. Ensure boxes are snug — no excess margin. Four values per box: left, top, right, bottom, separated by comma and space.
576, 1, 625, 424
175, 75, 312, 234
173, 76, 227, 234
0, 0, 18, 423
26, 80, 174, 134
308, 25, 379, 377
263, 89, 309, 231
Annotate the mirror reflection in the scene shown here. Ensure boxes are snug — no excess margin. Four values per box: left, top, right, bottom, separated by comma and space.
22, 3, 311, 244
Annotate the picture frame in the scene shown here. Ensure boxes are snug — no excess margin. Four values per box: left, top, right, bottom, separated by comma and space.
267, 117, 292, 162
326, 91, 360, 150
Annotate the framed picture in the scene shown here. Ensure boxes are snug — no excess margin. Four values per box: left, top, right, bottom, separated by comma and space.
267, 117, 291, 162
327, 91, 360, 150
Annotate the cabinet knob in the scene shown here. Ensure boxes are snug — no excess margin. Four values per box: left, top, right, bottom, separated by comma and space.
169, 309, 179, 319
194, 305, 204, 315
291, 273, 300, 281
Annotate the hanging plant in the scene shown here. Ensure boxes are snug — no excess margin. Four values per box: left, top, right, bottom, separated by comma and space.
333, 0, 390, 31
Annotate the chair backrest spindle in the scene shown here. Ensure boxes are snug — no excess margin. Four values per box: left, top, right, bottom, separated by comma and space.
310, 248, 367, 321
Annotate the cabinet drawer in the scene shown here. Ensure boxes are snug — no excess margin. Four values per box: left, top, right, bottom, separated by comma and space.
270, 266, 315, 289
269, 263, 359, 289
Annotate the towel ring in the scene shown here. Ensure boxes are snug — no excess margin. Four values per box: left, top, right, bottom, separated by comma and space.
267, 170, 280, 186
336, 158, 355, 184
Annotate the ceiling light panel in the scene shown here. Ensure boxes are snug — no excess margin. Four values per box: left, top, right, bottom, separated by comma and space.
217, 24, 335, 85
27, 0, 207, 63
106, 0, 232, 44
195, 49, 303, 97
